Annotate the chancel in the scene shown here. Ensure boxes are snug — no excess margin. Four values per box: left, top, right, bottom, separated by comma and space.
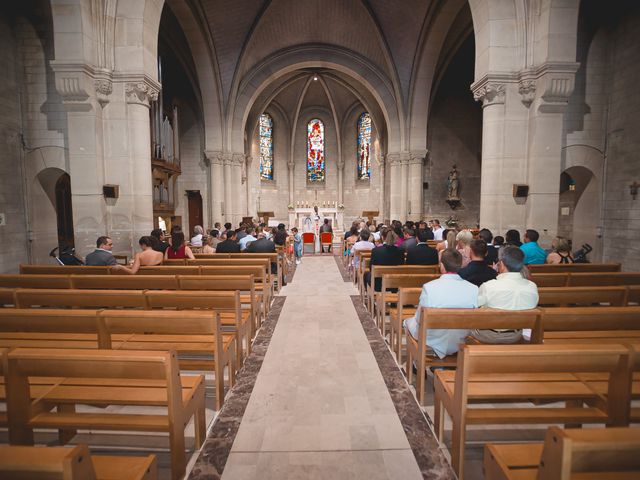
0, 1, 639, 479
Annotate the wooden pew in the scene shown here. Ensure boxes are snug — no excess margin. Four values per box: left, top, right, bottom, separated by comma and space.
71, 274, 179, 290
538, 286, 628, 307
200, 265, 272, 315
188, 258, 275, 293
0, 444, 157, 480
6, 348, 205, 480
568, 272, 640, 287
541, 306, 640, 344
367, 265, 439, 314
484, 426, 640, 480
98, 310, 235, 410
406, 308, 543, 405
137, 266, 200, 275
20, 265, 111, 275
0, 288, 15, 306
376, 273, 439, 337
390, 287, 422, 362
433, 344, 633, 479
14, 288, 148, 309
229, 253, 284, 292
626, 285, 640, 305
0, 274, 72, 289
528, 263, 621, 273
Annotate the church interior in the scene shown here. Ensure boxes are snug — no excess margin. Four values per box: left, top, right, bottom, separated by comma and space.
0, 0, 639, 479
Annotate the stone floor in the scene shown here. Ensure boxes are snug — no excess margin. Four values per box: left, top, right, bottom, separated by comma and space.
220, 256, 425, 479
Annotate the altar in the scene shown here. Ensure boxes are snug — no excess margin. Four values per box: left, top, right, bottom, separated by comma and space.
288, 206, 344, 253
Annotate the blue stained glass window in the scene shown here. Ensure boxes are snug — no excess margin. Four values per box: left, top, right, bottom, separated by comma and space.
259, 113, 273, 180
307, 119, 325, 182
357, 112, 372, 180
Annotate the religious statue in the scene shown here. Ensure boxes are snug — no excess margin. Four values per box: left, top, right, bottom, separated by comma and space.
447, 165, 460, 200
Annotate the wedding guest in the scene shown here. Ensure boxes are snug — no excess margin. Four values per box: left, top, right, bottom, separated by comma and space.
165, 231, 195, 260
546, 236, 574, 264
120, 236, 164, 274
190, 225, 204, 246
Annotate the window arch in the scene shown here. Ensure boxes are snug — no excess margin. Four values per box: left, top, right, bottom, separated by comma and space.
357, 112, 372, 180
259, 113, 274, 180
307, 119, 325, 182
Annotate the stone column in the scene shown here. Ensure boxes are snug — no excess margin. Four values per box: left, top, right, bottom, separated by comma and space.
472, 78, 528, 235
124, 78, 158, 244
387, 153, 402, 220
288, 161, 295, 205
206, 151, 224, 224
232, 153, 246, 223
50, 62, 107, 257
337, 160, 344, 206
222, 154, 233, 225
378, 159, 386, 221
520, 63, 578, 242
400, 153, 410, 221
408, 151, 427, 221
245, 155, 257, 219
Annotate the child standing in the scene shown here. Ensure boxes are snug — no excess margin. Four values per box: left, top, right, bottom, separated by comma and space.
292, 227, 302, 264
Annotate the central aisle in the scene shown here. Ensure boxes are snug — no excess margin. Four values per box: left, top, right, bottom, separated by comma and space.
221, 256, 423, 479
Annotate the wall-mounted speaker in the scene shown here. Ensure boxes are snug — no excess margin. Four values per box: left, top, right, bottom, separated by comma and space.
103, 184, 119, 199
512, 184, 529, 198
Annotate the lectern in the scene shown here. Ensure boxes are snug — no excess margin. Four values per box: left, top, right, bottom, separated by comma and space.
257, 211, 275, 225
362, 210, 379, 224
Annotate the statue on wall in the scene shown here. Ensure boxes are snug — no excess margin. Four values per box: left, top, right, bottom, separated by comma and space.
447, 165, 460, 200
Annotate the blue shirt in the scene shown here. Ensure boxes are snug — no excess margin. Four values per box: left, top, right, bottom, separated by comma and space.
520, 241, 546, 265
403, 274, 478, 358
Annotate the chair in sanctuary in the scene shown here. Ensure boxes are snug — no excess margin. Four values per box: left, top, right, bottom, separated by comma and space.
302, 232, 315, 254
320, 232, 333, 254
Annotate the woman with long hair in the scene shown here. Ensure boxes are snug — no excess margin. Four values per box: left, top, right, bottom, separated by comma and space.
165, 231, 195, 260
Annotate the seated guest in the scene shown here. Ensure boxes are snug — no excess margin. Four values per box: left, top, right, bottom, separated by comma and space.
352, 230, 375, 268
165, 231, 195, 260
520, 229, 546, 265
406, 228, 438, 265
320, 218, 333, 252
209, 229, 222, 249
215, 229, 241, 253
246, 234, 285, 286
546, 236, 573, 264
436, 229, 453, 253
394, 225, 405, 247
432, 219, 444, 241
505, 229, 522, 247
121, 236, 164, 274
202, 235, 216, 254
364, 230, 404, 292
222, 222, 232, 236
344, 224, 359, 256
401, 227, 417, 251
478, 228, 498, 266
190, 225, 204, 246
150, 228, 169, 254
493, 235, 505, 247
458, 239, 498, 286
456, 230, 473, 267
236, 224, 248, 241
239, 227, 257, 251
470, 246, 539, 344
273, 224, 288, 246
404, 249, 478, 359
85, 236, 118, 266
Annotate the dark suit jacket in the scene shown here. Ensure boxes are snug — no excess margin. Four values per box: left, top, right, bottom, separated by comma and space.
485, 245, 499, 266
245, 238, 276, 253
405, 243, 438, 266
458, 260, 498, 287
401, 237, 418, 251
215, 239, 241, 253
368, 244, 404, 291
85, 249, 117, 266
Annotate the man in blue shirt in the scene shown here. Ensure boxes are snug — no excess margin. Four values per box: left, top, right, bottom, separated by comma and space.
403, 248, 478, 359
520, 229, 547, 265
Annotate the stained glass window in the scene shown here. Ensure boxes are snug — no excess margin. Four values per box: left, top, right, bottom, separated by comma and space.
357, 112, 372, 180
307, 119, 325, 182
259, 113, 273, 180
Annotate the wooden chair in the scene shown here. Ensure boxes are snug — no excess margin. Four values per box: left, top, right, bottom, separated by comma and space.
484, 426, 640, 480
98, 310, 235, 410
6, 348, 205, 480
0, 444, 157, 480
406, 308, 543, 405
433, 344, 633, 479
302, 232, 315, 254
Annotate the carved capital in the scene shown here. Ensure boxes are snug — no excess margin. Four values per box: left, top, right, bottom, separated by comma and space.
222, 153, 234, 166
93, 68, 113, 107
231, 153, 246, 167
536, 62, 579, 113
409, 150, 427, 165
385, 153, 401, 166
472, 82, 506, 107
125, 80, 159, 107
50, 62, 95, 111
205, 150, 224, 166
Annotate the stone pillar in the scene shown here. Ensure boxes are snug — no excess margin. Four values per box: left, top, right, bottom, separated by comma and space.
472, 78, 527, 235
378, 160, 386, 221
520, 63, 578, 242
387, 153, 402, 221
124, 78, 158, 244
206, 151, 224, 224
245, 155, 257, 219
50, 62, 107, 257
337, 160, 344, 205
223, 153, 233, 224
287, 161, 295, 205
408, 151, 426, 221
232, 153, 245, 224
400, 152, 410, 221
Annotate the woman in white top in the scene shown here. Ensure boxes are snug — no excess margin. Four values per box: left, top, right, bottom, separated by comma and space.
190, 225, 204, 246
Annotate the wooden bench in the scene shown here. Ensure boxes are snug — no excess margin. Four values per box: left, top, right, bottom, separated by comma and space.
406, 308, 543, 405
0, 274, 72, 289
433, 344, 633, 479
484, 426, 640, 480
390, 287, 422, 362
537, 286, 629, 307
199, 265, 272, 316
187, 257, 279, 293
20, 265, 111, 275
14, 288, 149, 309
528, 263, 621, 273
367, 265, 439, 314
98, 310, 235, 410
0, 444, 157, 480
6, 348, 205, 480
376, 273, 439, 337
530, 272, 640, 288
